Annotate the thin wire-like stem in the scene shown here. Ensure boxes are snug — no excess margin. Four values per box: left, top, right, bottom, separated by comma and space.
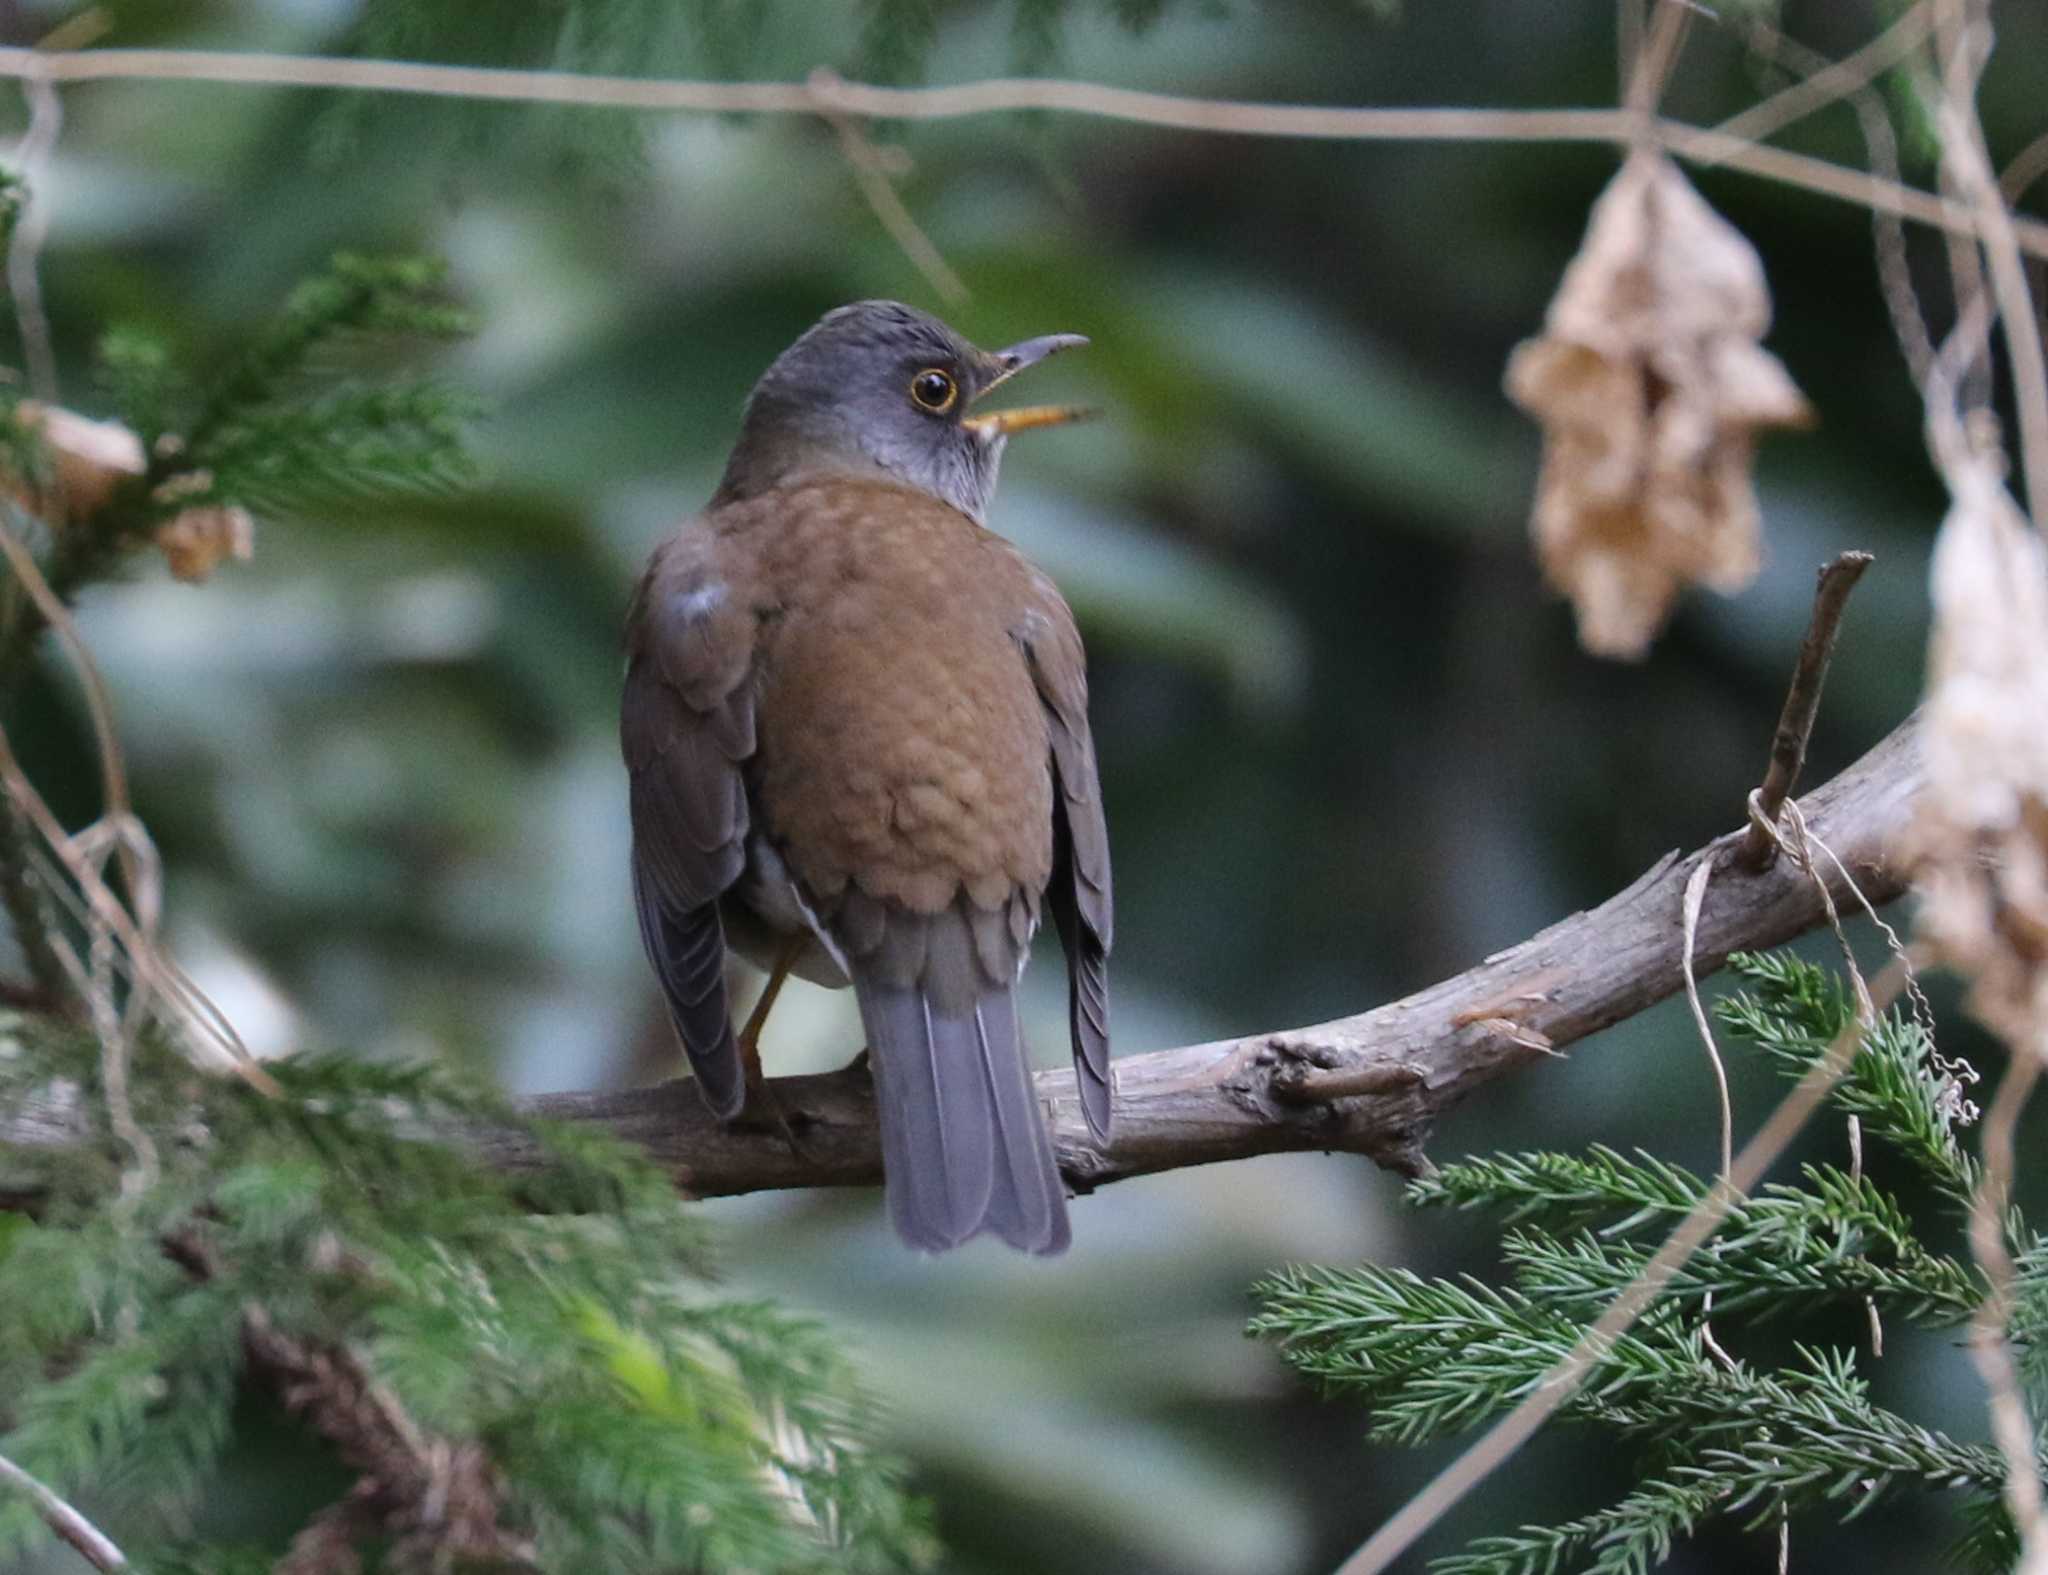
2004, 128, 2048, 203
0, 509, 140, 884
0, 48, 2039, 260
1707, 1, 1932, 152
1624, 0, 1693, 121
807, 69, 967, 305
1333, 956, 1907, 1575
1932, 10, 2048, 523
1711, 6, 1939, 384
1967, 1049, 2045, 1565
0, 1449, 128, 1570
5, 73, 61, 405
1680, 858, 1734, 1182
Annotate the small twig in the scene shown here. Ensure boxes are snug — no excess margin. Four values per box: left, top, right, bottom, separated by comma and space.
0, 10, 98, 406
1714, 8, 1937, 387
1333, 955, 1909, 1575
1679, 857, 1734, 1181
1738, 551, 1874, 869
1679, 855, 1739, 1374
0, 709, 272, 1095
1706, 1, 1933, 154
1624, 0, 1693, 123
0, 503, 272, 1092
2004, 128, 2048, 204
0, 508, 142, 910
1617, 0, 1643, 106
0, 1449, 127, 1570
1931, 10, 2048, 523
4, 69, 60, 405
1271, 1059, 1425, 1104
808, 69, 967, 307
1848, 1113, 1885, 1356
0, 790, 68, 1002
1967, 1049, 2045, 1564
0, 48, 2039, 260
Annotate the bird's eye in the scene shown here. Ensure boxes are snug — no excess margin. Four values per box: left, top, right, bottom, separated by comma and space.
909, 368, 958, 414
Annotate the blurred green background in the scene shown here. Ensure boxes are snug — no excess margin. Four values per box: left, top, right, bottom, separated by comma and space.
5, 1, 2047, 1570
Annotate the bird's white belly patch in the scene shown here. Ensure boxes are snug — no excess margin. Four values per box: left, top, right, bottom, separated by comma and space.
735, 834, 850, 986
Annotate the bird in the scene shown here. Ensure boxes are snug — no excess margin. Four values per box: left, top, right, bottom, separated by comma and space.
621, 300, 1112, 1255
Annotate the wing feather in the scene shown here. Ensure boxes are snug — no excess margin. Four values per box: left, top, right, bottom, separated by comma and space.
621, 535, 757, 1117
1018, 588, 1114, 1143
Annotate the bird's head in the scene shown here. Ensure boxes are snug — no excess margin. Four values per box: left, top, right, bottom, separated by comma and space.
717, 300, 1089, 522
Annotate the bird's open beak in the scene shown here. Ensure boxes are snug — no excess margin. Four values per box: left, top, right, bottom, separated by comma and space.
964, 332, 1094, 438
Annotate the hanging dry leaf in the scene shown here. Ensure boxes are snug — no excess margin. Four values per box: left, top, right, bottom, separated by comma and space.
1908, 463, 2048, 1052
1505, 153, 1812, 660
9, 400, 146, 519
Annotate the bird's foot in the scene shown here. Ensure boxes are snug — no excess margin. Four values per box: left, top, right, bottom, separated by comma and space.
737, 1072, 819, 1167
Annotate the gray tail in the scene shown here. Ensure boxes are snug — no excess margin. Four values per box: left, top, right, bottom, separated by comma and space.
853, 976, 1071, 1255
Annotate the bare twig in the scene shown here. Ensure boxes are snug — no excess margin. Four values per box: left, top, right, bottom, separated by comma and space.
1932, 11, 2048, 521
0, 792, 67, 1002
1617, 0, 1643, 107
1967, 1050, 2046, 1566
1706, 2, 1933, 153
0, 10, 99, 406
1679, 857, 1733, 1180
1623, 0, 1693, 122
1270, 1059, 1428, 1104
1680, 854, 1740, 1372
2005, 128, 2048, 204
4, 69, 60, 405
0, 1449, 127, 1570
0, 49, 2041, 260
0, 710, 1929, 1210
0, 709, 271, 1094
1333, 954, 1907, 1575
0, 509, 143, 931
807, 68, 967, 306
1714, 9, 1937, 385
1738, 550, 1875, 868
0, 506, 271, 1093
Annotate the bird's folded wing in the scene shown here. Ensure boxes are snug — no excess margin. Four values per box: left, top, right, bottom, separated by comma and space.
1017, 581, 1114, 1143
621, 540, 758, 1118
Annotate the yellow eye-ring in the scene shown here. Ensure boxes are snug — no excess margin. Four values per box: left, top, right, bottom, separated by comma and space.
909, 368, 958, 414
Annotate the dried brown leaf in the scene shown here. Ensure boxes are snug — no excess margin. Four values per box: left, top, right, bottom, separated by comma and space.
8, 401, 146, 520
1506, 153, 1812, 659
152, 504, 255, 583
1908, 462, 2048, 1050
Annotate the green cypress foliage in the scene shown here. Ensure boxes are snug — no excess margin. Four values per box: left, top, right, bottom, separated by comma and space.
1249, 951, 2018, 1574
0, 1029, 933, 1570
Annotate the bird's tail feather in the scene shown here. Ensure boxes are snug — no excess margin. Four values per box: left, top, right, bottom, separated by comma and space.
855, 976, 1071, 1255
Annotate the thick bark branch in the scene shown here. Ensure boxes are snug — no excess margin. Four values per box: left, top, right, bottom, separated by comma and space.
514, 714, 1922, 1194
1, 716, 1923, 1208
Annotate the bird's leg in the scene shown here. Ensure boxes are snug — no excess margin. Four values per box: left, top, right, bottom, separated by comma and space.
736, 935, 815, 1160
737, 934, 803, 1094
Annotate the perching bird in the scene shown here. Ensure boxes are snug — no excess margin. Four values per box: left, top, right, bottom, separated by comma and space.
621, 301, 1112, 1255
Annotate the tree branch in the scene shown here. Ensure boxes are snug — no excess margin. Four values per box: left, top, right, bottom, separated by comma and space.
510, 714, 1923, 1196
1, 715, 1924, 1210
